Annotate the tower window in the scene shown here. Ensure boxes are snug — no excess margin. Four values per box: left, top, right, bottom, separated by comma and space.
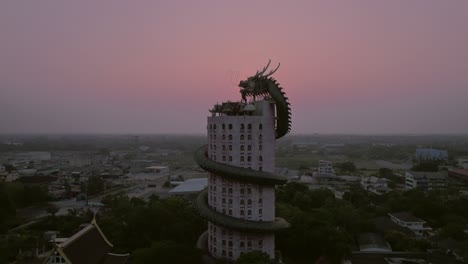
259, 209, 262, 214
213, 124, 217, 130
247, 188, 252, 194
248, 199, 252, 205
248, 135, 252, 140
240, 156, 245, 162
240, 135, 245, 140
229, 145, 232, 151
240, 124, 245, 130
228, 135, 233, 141
228, 124, 232, 130
259, 135, 263, 141
228, 199, 232, 205
259, 124, 263, 130
259, 144, 262, 151
228, 241, 233, 247
222, 198, 226, 204
222, 187, 226, 194
259, 155, 263, 162
259, 240, 263, 248
222, 156, 226, 161
240, 242, 245, 248
240, 189, 245, 195
229, 156, 232, 161
228, 188, 233, 194
222, 145, 226, 151
259, 198, 263, 204
247, 156, 252, 162
222, 135, 226, 140
222, 124, 226, 130
228, 209, 232, 215
240, 145, 245, 151
240, 210, 244, 216
247, 210, 251, 216
248, 145, 252, 151
240, 199, 244, 205
247, 124, 252, 130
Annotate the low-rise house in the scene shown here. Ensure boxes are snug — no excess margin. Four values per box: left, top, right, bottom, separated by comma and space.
43, 218, 129, 264
405, 171, 447, 191
388, 212, 432, 237
361, 176, 388, 195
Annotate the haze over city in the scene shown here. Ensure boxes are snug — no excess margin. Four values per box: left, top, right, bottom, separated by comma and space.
1, 1, 467, 134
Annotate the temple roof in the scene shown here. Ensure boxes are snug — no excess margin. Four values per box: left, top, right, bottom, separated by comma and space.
44, 219, 129, 264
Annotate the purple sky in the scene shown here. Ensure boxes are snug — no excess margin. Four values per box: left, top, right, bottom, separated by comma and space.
1, 1, 467, 134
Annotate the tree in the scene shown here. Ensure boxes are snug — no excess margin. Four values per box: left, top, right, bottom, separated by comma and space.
337, 162, 357, 173
236, 251, 275, 264
46, 204, 59, 217
131, 240, 202, 264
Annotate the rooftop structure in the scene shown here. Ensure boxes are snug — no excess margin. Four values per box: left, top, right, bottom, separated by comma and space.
415, 148, 448, 161
43, 218, 129, 264
195, 60, 291, 261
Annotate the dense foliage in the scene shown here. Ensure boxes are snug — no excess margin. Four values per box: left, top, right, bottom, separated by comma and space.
98, 195, 206, 263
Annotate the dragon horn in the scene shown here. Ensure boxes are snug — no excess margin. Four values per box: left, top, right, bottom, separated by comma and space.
263, 63, 280, 77
254, 59, 271, 77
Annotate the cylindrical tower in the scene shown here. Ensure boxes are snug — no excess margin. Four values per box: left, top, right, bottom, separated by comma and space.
195, 61, 291, 261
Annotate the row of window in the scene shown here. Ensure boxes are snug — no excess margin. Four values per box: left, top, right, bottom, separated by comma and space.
209, 186, 263, 195
209, 236, 263, 248
210, 197, 263, 205
219, 208, 263, 216
211, 144, 263, 151
210, 154, 263, 163
209, 123, 263, 130
210, 134, 263, 141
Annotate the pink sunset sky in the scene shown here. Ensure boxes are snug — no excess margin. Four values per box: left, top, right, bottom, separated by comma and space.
1, 1, 467, 134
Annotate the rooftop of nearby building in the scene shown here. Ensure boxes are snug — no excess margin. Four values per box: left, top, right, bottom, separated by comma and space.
415, 148, 448, 159
388, 212, 425, 223
449, 169, 468, 177
45, 218, 129, 264
169, 178, 208, 194
357, 233, 392, 252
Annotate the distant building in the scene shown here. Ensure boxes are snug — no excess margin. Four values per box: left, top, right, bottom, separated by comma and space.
361, 176, 388, 195
388, 212, 432, 237
405, 171, 447, 191
448, 169, 468, 185
415, 148, 448, 162
318, 160, 336, 177
43, 218, 129, 264
69, 152, 92, 167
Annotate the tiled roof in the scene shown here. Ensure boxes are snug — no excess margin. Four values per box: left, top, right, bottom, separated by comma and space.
61, 223, 112, 264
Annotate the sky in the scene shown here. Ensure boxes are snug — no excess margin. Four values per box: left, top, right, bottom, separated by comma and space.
1, 1, 467, 135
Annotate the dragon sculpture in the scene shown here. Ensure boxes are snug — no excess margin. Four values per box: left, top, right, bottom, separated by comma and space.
239, 59, 291, 139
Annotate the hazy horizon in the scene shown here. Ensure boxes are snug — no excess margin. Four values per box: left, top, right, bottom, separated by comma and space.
1, 1, 468, 134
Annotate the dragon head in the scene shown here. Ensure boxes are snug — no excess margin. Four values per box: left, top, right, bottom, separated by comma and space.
239, 60, 280, 101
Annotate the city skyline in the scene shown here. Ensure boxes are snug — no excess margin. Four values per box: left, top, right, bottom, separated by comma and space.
1, 1, 468, 134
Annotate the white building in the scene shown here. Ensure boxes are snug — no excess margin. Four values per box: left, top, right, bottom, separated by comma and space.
318, 160, 336, 177
388, 212, 432, 237
405, 171, 447, 191
196, 62, 291, 261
